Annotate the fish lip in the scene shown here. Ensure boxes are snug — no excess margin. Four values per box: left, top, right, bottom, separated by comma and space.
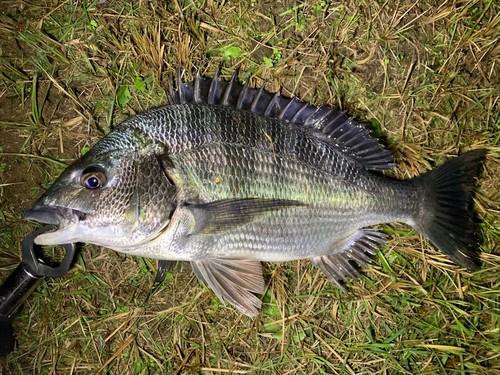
24, 206, 86, 226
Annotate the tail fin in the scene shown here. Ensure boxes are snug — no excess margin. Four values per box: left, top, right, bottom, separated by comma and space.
410, 149, 486, 270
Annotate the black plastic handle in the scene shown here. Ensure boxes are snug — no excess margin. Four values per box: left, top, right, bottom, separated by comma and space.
0, 263, 42, 320
0, 225, 75, 356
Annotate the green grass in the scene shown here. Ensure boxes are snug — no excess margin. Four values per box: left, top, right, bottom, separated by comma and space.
1, 0, 500, 373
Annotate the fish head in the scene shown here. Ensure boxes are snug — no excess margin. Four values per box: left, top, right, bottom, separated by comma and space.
24, 135, 177, 248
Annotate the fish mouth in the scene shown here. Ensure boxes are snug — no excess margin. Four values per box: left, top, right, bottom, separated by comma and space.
24, 206, 87, 245
24, 206, 86, 225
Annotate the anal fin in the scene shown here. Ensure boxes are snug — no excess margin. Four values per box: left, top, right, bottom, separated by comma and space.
191, 255, 265, 317
312, 229, 387, 291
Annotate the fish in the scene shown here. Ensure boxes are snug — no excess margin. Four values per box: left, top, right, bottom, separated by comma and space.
24, 68, 486, 317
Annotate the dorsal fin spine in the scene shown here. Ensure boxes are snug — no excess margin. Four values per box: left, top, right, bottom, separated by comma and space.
264, 92, 280, 116
278, 97, 297, 119
177, 66, 187, 104
194, 70, 202, 103
208, 67, 220, 104
323, 111, 348, 135
223, 69, 239, 105
237, 78, 250, 109
291, 102, 311, 123
250, 85, 265, 112
308, 107, 333, 128
334, 124, 357, 143
351, 141, 381, 153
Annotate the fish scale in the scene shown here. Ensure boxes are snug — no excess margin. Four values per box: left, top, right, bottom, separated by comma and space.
24, 68, 486, 317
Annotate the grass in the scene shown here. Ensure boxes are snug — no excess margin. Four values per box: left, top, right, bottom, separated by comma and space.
0, 0, 499, 373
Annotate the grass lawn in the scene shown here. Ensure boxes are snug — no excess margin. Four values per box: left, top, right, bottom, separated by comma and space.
0, 0, 499, 373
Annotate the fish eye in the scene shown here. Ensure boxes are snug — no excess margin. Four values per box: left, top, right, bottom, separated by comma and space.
81, 167, 107, 189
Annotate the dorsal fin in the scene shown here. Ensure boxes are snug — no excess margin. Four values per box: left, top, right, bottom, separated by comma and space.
168, 68, 395, 170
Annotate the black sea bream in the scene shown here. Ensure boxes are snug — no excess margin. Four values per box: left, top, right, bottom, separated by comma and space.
24, 69, 486, 316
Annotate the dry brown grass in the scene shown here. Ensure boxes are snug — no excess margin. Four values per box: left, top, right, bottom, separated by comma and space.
0, 0, 499, 373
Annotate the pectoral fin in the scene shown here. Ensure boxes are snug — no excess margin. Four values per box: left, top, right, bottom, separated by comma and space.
191, 255, 265, 317
185, 198, 304, 235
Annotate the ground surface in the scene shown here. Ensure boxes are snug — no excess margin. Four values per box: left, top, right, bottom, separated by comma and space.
0, 0, 499, 374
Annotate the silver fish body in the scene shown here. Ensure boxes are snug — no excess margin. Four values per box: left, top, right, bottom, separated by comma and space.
25, 70, 486, 316
102, 103, 415, 260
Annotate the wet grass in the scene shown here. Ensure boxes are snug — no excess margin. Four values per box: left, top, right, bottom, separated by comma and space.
1, 0, 499, 373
